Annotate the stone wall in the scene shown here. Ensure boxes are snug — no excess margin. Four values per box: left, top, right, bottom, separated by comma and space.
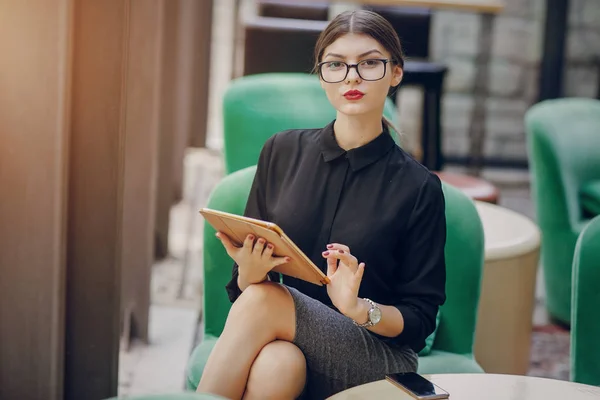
398, 0, 599, 164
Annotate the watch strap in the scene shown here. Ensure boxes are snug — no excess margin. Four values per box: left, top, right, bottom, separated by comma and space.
352, 298, 377, 328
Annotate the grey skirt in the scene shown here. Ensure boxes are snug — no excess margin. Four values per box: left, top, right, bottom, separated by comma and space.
286, 286, 418, 399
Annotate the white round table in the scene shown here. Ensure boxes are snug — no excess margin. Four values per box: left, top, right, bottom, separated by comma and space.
327, 374, 600, 400
473, 201, 541, 375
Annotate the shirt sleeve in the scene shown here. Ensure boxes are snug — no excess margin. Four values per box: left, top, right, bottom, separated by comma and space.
224, 136, 280, 303
393, 173, 447, 351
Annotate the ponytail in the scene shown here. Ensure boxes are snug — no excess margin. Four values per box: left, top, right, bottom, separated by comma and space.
383, 115, 404, 146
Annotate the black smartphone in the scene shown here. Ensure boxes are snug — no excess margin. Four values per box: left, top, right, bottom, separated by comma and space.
385, 372, 449, 399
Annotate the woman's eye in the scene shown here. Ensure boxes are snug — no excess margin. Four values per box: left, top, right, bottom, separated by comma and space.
362, 59, 379, 67
326, 62, 344, 70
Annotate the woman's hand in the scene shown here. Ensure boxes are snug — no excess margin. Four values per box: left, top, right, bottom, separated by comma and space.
217, 232, 289, 285
323, 243, 365, 318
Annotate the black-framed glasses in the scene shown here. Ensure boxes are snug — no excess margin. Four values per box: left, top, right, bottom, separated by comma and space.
317, 58, 391, 83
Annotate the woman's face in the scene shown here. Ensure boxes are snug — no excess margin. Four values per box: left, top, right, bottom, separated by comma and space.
319, 33, 403, 118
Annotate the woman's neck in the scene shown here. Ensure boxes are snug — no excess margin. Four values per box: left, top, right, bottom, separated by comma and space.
333, 114, 384, 150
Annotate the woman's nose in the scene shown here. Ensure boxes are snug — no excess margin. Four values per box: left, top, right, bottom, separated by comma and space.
346, 66, 361, 83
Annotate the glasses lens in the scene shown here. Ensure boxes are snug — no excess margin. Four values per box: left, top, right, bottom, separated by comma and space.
358, 59, 385, 81
320, 61, 347, 83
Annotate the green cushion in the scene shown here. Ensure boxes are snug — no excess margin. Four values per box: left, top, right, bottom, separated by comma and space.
417, 310, 441, 356
571, 216, 600, 386
417, 350, 484, 374
105, 393, 227, 400
186, 335, 219, 391
581, 180, 600, 216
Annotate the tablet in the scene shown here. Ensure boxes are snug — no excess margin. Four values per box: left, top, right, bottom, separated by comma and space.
199, 208, 330, 286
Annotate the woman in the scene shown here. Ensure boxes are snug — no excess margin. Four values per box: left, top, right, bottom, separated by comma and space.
197, 9, 446, 400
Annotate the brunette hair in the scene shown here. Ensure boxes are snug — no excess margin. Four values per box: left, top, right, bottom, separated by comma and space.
313, 10, 405, 139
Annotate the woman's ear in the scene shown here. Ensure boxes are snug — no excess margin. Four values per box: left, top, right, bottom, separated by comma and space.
390, 65, 403, 88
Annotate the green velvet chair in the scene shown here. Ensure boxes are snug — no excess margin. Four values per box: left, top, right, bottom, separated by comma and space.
222, 73, 400, 175
570, 215, 600, 386
104, 393, 227, 400
525, 98, 600, 325
185, 166, 484, 390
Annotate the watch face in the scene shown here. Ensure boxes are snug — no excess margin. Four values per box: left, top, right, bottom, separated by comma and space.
369, 307, 382, 324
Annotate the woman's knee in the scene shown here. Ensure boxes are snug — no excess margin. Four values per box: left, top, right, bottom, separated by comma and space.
232, 282, 293, 315
226, 283, 296, 340
244, 340, 306, 400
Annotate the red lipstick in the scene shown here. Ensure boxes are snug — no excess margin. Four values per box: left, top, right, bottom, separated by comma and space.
343, 89, 364, 100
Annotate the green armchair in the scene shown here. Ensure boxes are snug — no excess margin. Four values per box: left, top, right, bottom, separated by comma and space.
105, 395, 226, 400
105, 394, 226, 400
525, 98, 600, 324
571, 215, 600, 386
222, 73, 399, 175
185, 166, 484, 390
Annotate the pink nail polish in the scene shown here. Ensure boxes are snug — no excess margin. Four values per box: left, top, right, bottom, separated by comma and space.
327, 244, 333, 249
323, 251, 330, 256
339, 250, 344, 254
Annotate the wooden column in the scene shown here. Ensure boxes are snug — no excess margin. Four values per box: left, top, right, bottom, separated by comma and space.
120, 0, 164, 345
171, 0, 214, 201
155, 1, 177, 260
0, 1, 71, 399
65, 0, 163, 397
188, 0, 213, 148
155, 0, 213, 256
63, 0, 128, 398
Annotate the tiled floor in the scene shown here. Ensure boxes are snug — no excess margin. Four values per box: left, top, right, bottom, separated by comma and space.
117, 0, 549, 395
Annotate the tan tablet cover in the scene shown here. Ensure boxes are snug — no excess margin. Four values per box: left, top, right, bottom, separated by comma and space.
200, 208, 330, 286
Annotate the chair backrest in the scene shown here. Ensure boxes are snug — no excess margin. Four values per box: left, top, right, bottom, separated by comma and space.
202, 167, 257, 338
525, 98, 600, 233
432, 183, 484, 355
571, 215, 600, 386
202, 167, 484, 356
223, 73, 399, 175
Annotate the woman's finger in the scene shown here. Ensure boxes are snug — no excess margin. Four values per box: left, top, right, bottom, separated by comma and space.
270, 255, 291, 268
325, 249, 358, 272
262, 242, 275, 259
323, 251, 338, 277
354, 262, 366, 283
216, 232, 236, 253
253, 237, 266, 255
326, 243, 350, 253
243, 234, 255, 251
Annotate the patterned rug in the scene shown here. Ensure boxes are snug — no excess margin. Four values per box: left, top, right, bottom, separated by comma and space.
527, 324, 571, 381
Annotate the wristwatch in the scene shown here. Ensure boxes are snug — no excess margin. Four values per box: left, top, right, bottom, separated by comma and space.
353, 298, 382, 328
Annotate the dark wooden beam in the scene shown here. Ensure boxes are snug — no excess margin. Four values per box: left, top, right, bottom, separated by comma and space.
538, 0, 570, 101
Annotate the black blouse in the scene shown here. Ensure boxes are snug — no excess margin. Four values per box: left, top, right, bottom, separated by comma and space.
225, 120, 446, 352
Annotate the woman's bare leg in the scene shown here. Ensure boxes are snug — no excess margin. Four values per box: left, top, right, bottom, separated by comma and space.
242, 340, 306, 400
196, 283, 296, 399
